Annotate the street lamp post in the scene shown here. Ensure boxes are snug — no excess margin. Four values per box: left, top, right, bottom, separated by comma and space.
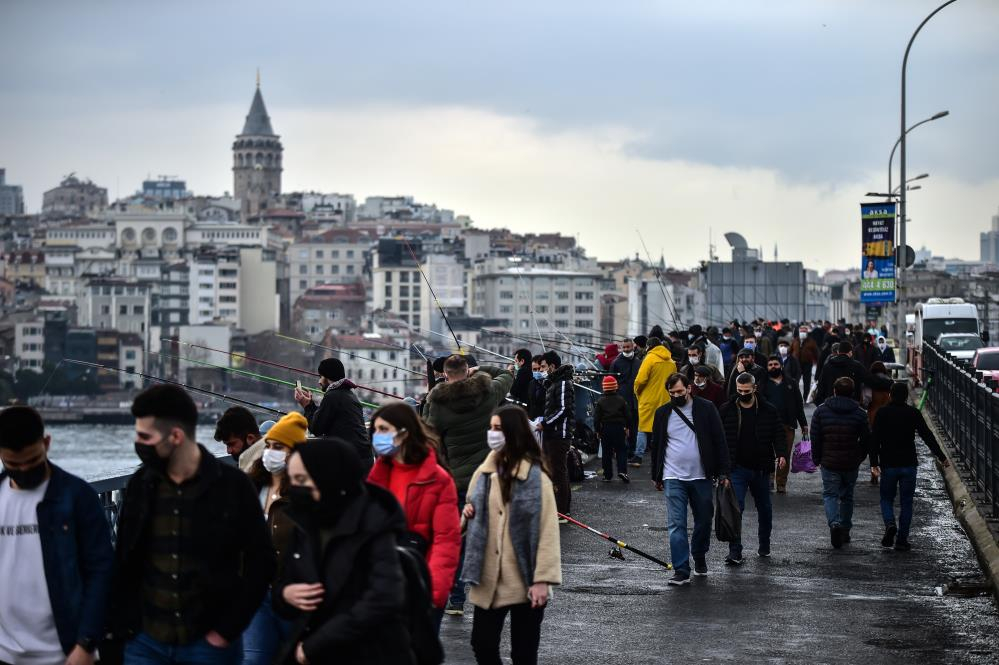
897, 0, 958, 361
889, 112, 948, 195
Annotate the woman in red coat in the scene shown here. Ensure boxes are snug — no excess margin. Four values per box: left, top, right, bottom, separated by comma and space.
367, 401, 462, 632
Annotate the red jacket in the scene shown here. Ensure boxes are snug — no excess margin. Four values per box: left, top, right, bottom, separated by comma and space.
368, 448, 461, 608
692, 380, 726, 410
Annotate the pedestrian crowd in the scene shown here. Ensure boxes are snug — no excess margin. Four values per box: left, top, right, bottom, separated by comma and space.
0, 318, 950, 664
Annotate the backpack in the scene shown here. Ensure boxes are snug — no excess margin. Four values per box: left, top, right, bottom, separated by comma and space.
397, 532, 445, 665
566, 445, 585, 482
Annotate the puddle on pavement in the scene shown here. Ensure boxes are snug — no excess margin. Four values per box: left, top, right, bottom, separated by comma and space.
935, 576, 992, 597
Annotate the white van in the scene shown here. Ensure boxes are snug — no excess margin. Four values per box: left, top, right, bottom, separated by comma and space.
914, 298, 980, 348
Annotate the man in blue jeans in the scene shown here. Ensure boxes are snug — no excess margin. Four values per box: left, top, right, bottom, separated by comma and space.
650, 373, 730, 585
871, 382, 950, 551
719, 373, 787, 564
810, 376, 874, 549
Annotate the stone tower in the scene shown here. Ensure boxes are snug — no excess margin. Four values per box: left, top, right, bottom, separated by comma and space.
233, 78, 282, 218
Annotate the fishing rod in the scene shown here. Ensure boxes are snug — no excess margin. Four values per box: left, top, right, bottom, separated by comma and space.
482, 327, 600, 360
273, 333, 425, 377
636, 229, 683, 334
63, 358, 287, 416
416, 327, 514, 362
543, 321, 603, 372
558, 513, 673, 570
475, 327, 602, 395
513, 266, 546, 353
156, 352, 381, 410
402, 238, 462, 352
162, 339, 404, 401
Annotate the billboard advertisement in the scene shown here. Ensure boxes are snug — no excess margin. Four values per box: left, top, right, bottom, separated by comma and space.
860, 203, 896, 304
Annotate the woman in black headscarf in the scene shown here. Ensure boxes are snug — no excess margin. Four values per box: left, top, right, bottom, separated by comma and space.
273, 438, 415, 665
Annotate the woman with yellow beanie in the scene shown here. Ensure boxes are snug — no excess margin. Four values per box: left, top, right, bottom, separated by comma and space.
243, 411, 308, 665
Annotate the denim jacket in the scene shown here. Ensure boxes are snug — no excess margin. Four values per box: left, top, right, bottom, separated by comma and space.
0, 463, 114, 655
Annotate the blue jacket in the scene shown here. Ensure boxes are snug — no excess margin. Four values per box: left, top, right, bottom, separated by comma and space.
0, 463, 114, 655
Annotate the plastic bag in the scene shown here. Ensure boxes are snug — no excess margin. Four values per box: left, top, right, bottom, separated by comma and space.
791, 438, 818, 474
714, 482, 742, 543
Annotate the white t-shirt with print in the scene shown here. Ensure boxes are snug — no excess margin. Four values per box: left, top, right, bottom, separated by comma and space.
0, 478, 64, 665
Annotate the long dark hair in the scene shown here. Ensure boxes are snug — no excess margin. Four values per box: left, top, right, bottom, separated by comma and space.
492, 405, 549, 503
370, 402, 448, 470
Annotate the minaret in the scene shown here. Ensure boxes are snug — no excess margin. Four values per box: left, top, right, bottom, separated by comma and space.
233, 73, 283, 218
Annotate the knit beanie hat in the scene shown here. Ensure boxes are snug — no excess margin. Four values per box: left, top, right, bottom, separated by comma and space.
602, 375, 619, 392
265, 412, 308, 448
317, 357, 346, 381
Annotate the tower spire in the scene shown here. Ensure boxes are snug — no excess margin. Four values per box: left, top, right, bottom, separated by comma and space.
256, 67, 260, 89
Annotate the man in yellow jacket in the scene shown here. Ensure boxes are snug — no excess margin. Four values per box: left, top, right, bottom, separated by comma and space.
630, 339, 678, 468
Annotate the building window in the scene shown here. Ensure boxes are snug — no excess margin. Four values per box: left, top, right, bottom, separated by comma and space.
119, 304, 128, 315
299, 280, 307, 289
384, 271, 391, 282
347, 250, 355, 258
575, 305, 593, 314
331, 250, 340, 258
125, 350, 136, 360
400, 286, 410, 298
219, 296, 237, 303
346, 265, 354, 274
576, 291, 594, 300
555, 291, 569, 300
315, 249, 324, 259
499, 291, 514, 299
134, 305, 145, 315
299, 265, 308, 275
331, 265, 339, 274
555, 306, 568, 314
400, 272, 410, 283
316, 265, 324, 275
384, 285, 392, 298
555, 320, 569, 328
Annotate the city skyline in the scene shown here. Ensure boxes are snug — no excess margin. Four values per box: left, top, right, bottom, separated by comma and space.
2, 0, 998, 271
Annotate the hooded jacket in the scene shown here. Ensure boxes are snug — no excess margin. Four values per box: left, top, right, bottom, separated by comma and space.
543, 364, 576, 441
273, 484, 414, 665
610, 352, 640, 402
810, 395, 872, 471
423, 367, 514, 494
633, 345, 678, 432
596, 344, 620, 371
303, 382, 371, 467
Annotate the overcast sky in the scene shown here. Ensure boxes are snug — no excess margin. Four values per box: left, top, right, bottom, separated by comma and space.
2, 0, 997, 271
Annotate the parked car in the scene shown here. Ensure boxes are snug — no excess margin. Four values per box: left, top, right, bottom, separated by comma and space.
937, 332, 985, 361
972, 347, 999, 382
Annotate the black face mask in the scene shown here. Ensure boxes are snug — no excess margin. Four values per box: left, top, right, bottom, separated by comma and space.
738, 393, 755, 405
768, 368, 783, 378
288, 485, 319, 514
6, 461, 48, 490
134, 441, 169, 474
672, 394, 688, 407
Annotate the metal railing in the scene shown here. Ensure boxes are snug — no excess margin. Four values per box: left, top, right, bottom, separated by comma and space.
922, 341, 999, 518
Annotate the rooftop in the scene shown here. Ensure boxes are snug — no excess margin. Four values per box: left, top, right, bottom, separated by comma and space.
240, 87, 276, 136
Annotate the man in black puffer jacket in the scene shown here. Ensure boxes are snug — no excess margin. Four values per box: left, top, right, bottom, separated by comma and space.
719, 373, 787, 563
810, 376, 874, 549
540, 351, 575, 516
294, 357, 372, 468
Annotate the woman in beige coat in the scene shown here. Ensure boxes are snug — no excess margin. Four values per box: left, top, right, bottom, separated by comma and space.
460, 405, 562, 665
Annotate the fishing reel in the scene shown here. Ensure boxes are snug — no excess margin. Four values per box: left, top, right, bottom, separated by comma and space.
609, 546, 625, 560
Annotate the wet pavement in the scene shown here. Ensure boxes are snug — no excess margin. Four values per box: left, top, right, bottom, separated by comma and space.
440, 422, 999, 664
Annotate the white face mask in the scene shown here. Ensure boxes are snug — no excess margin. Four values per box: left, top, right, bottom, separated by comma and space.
694, 379, 707, 388
779, 346, 789, 356
486, 430, 506, 451
688, 356, 700, 365
799, 332, 807, 340
262, 448, 288, 475
878, 342, 887, 350
622, 351, 634, 358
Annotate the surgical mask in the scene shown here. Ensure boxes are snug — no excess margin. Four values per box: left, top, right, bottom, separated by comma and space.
738, 393, 755, 405
754, 330, 762, 338
687, 356, 700, 365
532, 371, 545, 381
694, 379, 707, 388
768, 368, 783, 378
878, 342, 887, 351
134, 441, 169, 474
723, 335, 732, 341
486, 430, 506, 451
621, 351, 634, 358
262, 448, 288, 474
5, 461, 48, 490
372, 431, 400, 457
672, 394, 688, 406
799, 332, 807, 340
744, 342, 756, 350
